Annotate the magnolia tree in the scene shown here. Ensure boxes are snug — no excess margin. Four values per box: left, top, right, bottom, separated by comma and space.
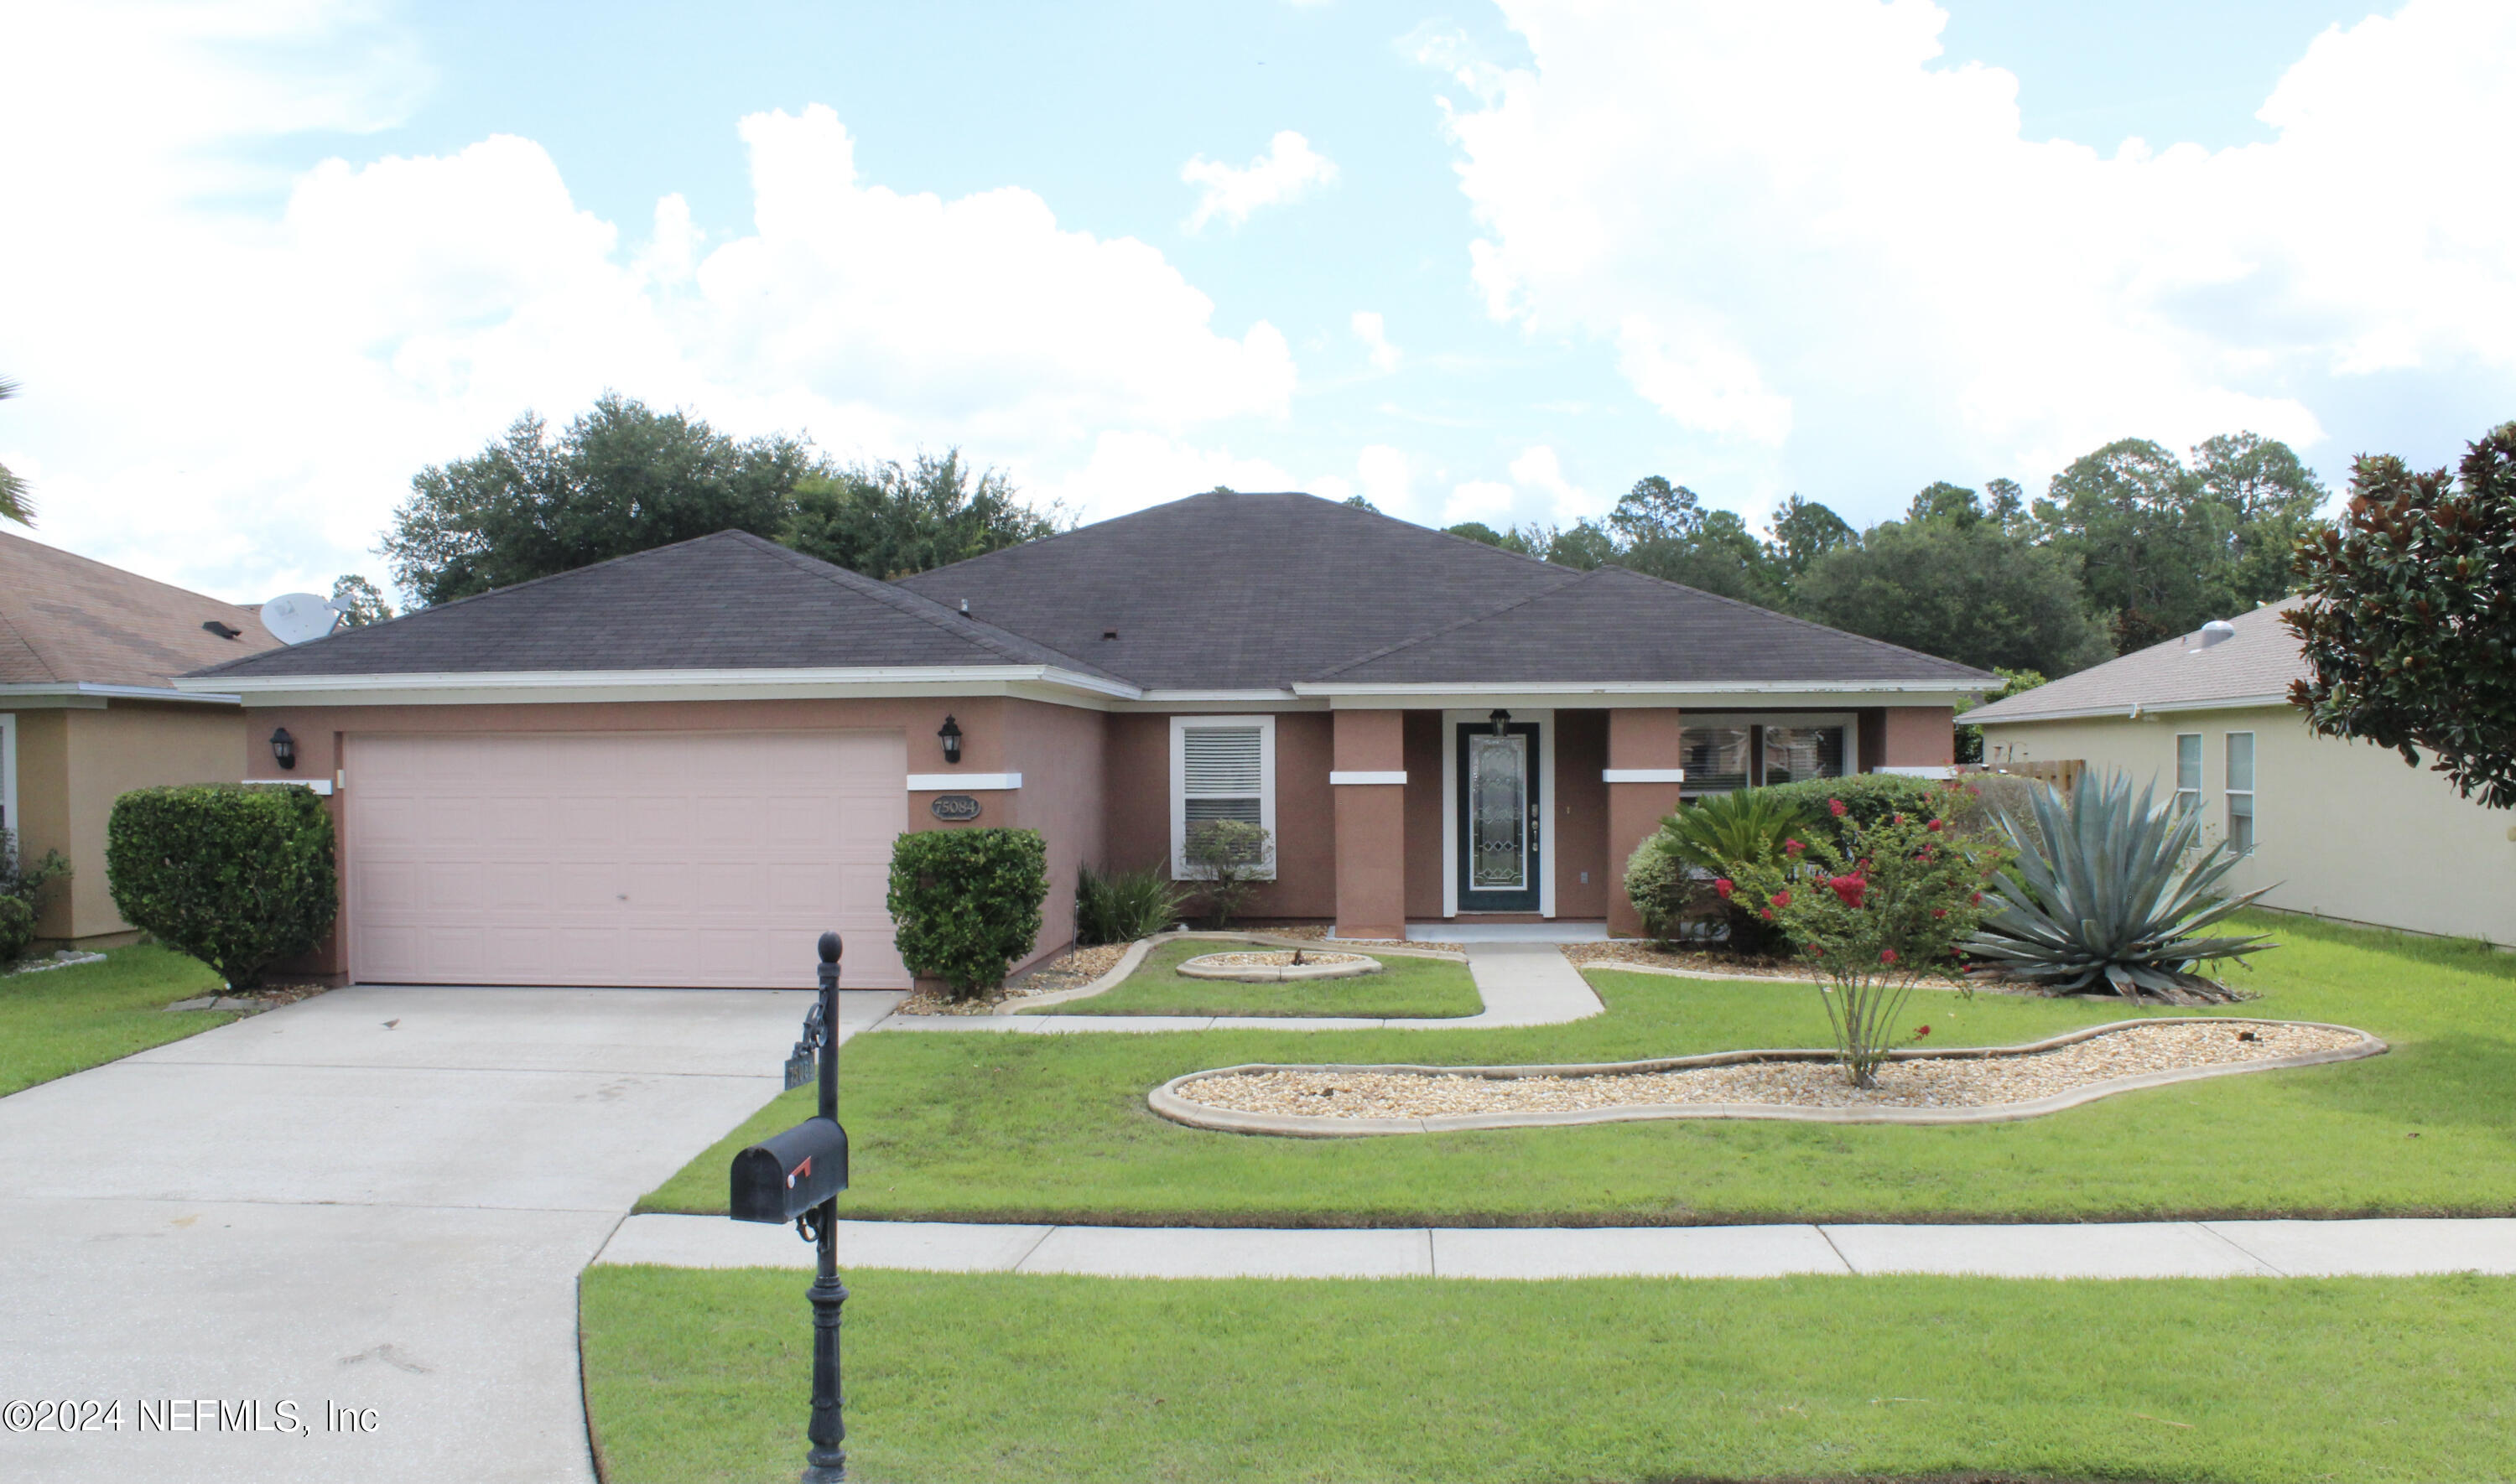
2288, 422, 2516, 810
1724, 787, 2006, 1087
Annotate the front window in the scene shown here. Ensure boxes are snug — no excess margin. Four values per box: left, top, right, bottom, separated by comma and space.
1681, 718, 1849, 796
2225, 732, 2256, 855
2175, 733, 2202, 816
1170, 716, 1276, 879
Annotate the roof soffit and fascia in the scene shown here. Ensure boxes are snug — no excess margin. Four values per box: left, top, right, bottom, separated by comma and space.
0, 681, 247, 708
171, 663, 1145, 708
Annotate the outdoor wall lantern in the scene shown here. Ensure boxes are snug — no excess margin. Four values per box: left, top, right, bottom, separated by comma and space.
937, 715, 963, 765
1489, 708, 1511, 736
269, 728, 297, 771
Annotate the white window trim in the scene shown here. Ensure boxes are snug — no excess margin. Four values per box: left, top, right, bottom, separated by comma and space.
1170, 714, 1276, 881
1440, 708, 1555, 919
2174, 732, 2202, 817
2225, 731, 2256, 854
0, 713, 17, 855
1677, 711, 1858, 793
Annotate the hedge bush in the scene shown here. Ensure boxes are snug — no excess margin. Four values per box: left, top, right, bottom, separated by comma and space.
105, 784, 338, 988
1763, 773, 1942, 838
887, 828, 1048, 999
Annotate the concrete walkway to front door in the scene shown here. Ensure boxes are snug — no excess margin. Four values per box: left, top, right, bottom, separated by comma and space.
876, 941, 1605, 1035
0, 983, 901, 1484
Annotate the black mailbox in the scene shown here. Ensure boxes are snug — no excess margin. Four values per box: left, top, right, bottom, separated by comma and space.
730, 1116, 850, 1224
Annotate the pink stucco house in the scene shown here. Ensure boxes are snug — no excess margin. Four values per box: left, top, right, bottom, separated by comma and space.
179, 491, 1988, 988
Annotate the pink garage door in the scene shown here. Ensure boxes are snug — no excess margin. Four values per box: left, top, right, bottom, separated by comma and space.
346, 731, 909, 988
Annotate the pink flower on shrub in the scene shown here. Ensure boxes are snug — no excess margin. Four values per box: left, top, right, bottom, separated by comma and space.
1879, 948, 1899, 964
1931, 907, 1947, 919
1760, 908, 1776, 921
1892, 813, 1905, 826
1970, 891, 1983, 905
1926, 819, 1944, 833
1827, 874, 1868, 908
1770, 890, 1791, 907
1784, 838, 1806, 856
1713, 878, 1734, 900
1914, 1024, 1931, 1037
1827, 798, 1848, 818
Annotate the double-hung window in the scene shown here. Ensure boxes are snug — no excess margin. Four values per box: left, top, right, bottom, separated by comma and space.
2174, 733, 2202, 817
2225, 732, 2256, 854
1170, 716, 1276, 880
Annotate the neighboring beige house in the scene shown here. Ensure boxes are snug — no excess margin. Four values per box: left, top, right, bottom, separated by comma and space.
1, 532, 280, 946
1969, 599, 2516, 947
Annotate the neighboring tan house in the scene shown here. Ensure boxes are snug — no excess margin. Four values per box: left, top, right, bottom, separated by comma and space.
1968, 598, 2515, 947
179, 491, 1991, 989
2, 531, 281, 946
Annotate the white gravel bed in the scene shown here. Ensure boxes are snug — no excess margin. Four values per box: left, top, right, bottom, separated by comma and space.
1188, 951, 1372, 969
1171, 1020, 2368, 1119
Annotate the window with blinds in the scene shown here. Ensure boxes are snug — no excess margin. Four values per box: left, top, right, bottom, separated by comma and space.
1170, 715, 1276, 879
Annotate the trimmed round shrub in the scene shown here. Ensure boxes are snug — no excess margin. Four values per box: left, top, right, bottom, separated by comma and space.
106, 784, 338, 988
887, 828, 1048, 999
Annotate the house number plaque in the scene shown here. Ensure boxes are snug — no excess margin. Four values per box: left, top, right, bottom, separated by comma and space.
929, 794, 983, 822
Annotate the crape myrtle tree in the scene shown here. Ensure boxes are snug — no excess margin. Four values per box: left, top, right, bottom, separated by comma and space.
2288, 422, 2516, 810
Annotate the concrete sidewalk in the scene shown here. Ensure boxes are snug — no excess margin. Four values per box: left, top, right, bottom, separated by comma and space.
874, 941, 1604, 1034
598, 1212, 2516, 1280
0, 984, 899, 1484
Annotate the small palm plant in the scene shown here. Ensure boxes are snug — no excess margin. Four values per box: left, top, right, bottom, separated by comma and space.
1962, 770, 2273, 1003
1645, 789, 1820, 954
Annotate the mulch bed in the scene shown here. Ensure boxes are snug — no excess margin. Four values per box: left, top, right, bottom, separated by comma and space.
896, 942, 1134, 1016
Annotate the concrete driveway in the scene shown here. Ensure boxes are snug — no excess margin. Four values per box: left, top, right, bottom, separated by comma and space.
0, 983, 901, 1483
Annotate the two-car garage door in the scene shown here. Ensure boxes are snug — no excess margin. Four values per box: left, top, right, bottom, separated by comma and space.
346, 731, 909, 988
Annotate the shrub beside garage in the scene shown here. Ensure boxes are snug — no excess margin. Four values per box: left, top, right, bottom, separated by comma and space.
106, 784, 339, 988
887, 828, 1048, 1000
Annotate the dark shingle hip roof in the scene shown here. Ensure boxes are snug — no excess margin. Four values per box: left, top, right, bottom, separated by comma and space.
185, 493, 1995, 694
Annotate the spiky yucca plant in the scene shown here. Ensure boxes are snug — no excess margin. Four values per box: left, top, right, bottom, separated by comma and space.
1962, 770, 2273, 1003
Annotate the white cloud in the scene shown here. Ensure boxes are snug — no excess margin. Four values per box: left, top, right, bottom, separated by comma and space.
1356, 444, 1413, 515
1442, 480, 1517, 526
1181, 130, 1339, 233
0, 4, 1297, 601
1434, 0, 2516, 498
1505, 444, 1595, 523
1350, 310, 1403, 372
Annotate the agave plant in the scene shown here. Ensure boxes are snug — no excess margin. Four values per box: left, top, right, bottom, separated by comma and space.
1962, 770, 2273, 1003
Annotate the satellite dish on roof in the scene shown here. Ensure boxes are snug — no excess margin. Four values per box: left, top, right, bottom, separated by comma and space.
261, 592, 342, 646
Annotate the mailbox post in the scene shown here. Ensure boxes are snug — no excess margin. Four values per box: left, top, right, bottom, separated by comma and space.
730, 930, 852, 1484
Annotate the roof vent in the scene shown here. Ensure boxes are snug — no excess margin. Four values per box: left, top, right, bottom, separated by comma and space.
201, 620, 242, 640
2192, 620, 2238, 651
958, 599, 969, 615
1102, 630, 1118, 641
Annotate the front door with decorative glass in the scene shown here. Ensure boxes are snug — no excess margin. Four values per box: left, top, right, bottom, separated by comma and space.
1455, 719, 1541, 912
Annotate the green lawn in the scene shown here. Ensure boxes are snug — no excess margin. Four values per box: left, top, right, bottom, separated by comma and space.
582, 1264, 2516, 1483
0, 945, 233, 1097
642, 913, 2516, 1225
1026, 941, 1482, 1019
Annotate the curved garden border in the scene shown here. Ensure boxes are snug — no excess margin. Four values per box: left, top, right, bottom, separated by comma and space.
1146, 1018, 2386, 1137
1013, 931, 1465, 1011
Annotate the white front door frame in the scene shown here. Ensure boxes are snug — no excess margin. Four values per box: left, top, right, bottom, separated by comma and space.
1440, 707, 1555, 919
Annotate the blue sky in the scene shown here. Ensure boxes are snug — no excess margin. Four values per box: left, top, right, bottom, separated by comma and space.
1, 1, 2506, 606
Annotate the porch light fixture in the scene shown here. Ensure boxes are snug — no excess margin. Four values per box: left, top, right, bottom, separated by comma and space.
1489, 708, 1510, 736
269, 727, 297, 771
937, 715, 963, 765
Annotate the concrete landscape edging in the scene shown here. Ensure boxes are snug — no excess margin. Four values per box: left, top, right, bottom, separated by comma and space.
1177, 952, 1384, 983
966, 931, 1467, 1014
1146, 1018, 2388, 1137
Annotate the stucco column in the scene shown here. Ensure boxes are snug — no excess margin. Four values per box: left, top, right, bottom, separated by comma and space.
1330, 709, 1407, 940
1882, 706, 1957, 768
1605, 708, 1687, 938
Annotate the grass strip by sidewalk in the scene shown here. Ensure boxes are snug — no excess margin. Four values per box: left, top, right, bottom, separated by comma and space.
1023, 941, 1482, 1019
0, 946, 231, 1097
582, 1264, 2516, 1483
641, 913, 2516, 1226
